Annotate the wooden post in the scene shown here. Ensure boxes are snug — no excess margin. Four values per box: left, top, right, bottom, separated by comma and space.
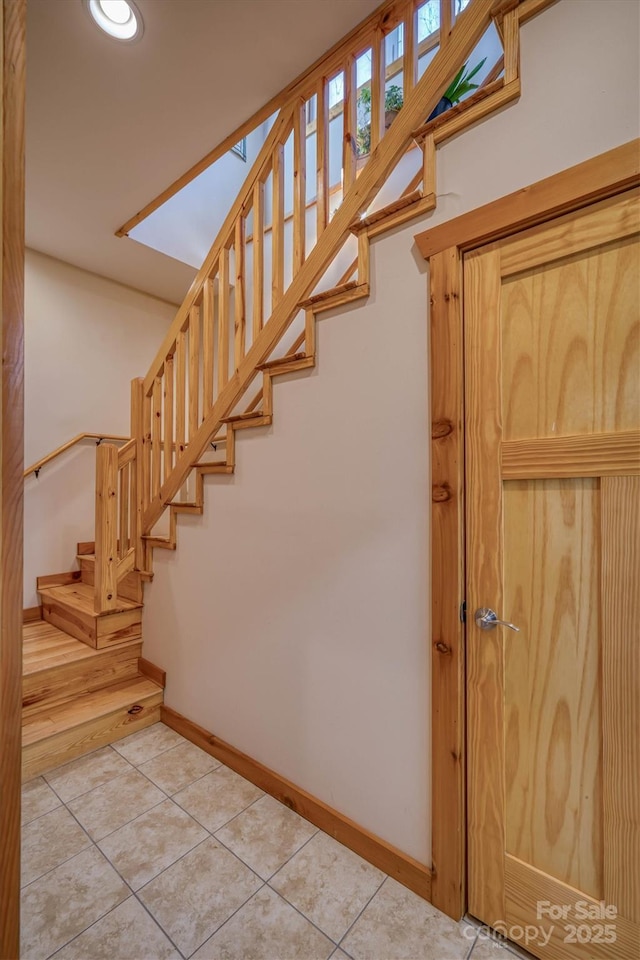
163, 354, 174, 479
423, 132, 436, 196
343, 57, 357, 189
316, 78, 329, 236
131, 378, 144, 571
403, 1, 417, 100
203, 278, 214, 415
234, 218, 245, 368
430, 246, 466, 919
151, 375, 162, 498
188, 306, 200, 440
94, 443, 118, 612
293, 98, 306, 271
218, 249, 230, 389
272, 143, 285, 306
252, 181, 264, 340
371, 28, 385, 152
0, 1, 25, 954
440, 0, 452, 45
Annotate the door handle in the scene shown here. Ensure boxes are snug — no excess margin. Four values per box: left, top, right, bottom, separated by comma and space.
474, 607, 520, 632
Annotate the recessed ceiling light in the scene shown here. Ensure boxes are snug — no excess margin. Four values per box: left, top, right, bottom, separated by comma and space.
86, 0, 143, 42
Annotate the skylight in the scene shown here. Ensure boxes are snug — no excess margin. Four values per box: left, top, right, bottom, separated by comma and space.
86, 0, 143, 42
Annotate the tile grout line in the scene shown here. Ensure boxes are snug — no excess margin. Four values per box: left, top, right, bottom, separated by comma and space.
42, 743, 141, 802
335, 872, 388, 954
178, 879, 270, 959
20, 799, 104, 893
57, 796, 193, 960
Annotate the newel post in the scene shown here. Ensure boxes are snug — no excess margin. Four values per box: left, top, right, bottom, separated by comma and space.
131, 377, 145, 572
94, 442, 118, 612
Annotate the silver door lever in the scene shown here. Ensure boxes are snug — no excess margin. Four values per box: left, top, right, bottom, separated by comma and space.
475, 607, 520, 632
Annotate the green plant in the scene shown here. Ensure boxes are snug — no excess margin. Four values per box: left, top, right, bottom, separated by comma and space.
442, 57, 486, 105
384, 84, 404, 113
356, 84, 405, 155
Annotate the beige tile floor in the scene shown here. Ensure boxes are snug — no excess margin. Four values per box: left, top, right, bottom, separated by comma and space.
21, 723, 525, 960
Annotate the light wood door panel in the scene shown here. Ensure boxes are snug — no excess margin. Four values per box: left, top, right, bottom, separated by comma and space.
502, 193, 640, 441
465, 189, 639, 960
503, 478, 602, 899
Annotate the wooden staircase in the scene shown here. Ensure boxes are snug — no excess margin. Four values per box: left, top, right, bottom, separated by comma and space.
23, 0, 552, 777
22, 551, 164, 781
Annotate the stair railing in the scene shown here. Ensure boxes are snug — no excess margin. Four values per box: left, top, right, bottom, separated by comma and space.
94, 0, 494, 612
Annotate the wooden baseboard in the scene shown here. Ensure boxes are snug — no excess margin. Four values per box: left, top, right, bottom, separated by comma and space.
23, 605, 42, 623
161, 705, 432, 901
138, 658, 166, 687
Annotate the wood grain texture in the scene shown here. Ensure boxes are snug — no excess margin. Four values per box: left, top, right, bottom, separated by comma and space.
601, 476, 640, 924
23, 432, 130, 479
131, 378, 144, 571
162, 705, 432, 901
202, 278, 214, 415
502, 9, 519, 82
94, 443, 118, 612
22, 677, 162, 781
466, 190, 640, 957
501, 230, 639, 441
465, 247, 506, 927
415, 140, 640, 259
0, 1, 25, 954
22, 622, 142, 718
151, 375, 162, 498
162, 354, 174, 484
505, 856, 639, 960
252, 181, 264, 338
500, 189, 640, 277
413, 78, 521, 146
429, 247, 467, 921
272, 142, 285, 307
503, 479, 602, 898
293, 99, 307, 271
502, 431, 640, 479
188, 305, 200, 440
234, 218, 245, 368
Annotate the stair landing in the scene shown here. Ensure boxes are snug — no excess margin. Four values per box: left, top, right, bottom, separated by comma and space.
38, 581, 143, 649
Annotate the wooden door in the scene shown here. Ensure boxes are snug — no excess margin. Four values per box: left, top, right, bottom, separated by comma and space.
465, 189, 640, 960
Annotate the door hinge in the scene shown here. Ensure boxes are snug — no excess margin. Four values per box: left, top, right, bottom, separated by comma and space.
460, 600, 467, 623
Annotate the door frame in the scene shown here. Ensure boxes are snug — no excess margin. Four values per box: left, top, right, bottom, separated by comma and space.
0, 1, 25, 957
414, 138, 640, 922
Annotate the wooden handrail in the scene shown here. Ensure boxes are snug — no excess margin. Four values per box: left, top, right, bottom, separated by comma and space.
139, 0, 494, 532
93, 0, 518, 613
24, 433, 130, 478
143, 104, 295, 395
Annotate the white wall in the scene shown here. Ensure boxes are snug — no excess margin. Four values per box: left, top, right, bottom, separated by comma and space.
141, 0, 639, 865
130, 121, 273, 269
24, 251, 176, 607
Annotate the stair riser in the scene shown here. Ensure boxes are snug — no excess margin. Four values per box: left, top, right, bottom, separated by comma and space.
79, 558, 143, 604
22, 691, 162, 781
23, 643, 142, 719
41, 599, 142, 649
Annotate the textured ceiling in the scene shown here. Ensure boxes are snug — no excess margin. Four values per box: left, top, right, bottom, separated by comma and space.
26, 0, 381, 303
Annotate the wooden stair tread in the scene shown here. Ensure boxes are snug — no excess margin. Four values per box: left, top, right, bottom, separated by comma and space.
22, 676, 162, 747
194, 462, 235, 474
23, 620, 139, 675
349, 190, 423, 232
221, 411, 266, 424
257, 352, 307, 371
38, 581, 142, 615
299, 281, 358, 308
